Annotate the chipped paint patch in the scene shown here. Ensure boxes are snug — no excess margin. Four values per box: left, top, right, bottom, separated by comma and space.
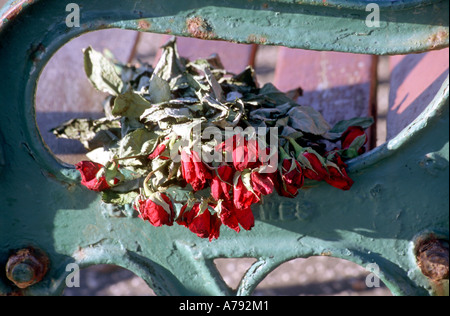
138, 19, 151, 31
247, 34, 267, 44
28, 42, 46, 64
73, 247, 87, 262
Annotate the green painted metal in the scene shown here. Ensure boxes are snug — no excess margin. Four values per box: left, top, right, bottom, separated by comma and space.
0, 0, 449, 296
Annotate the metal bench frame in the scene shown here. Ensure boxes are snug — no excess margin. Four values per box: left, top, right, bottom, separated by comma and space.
0, 0, 448, 296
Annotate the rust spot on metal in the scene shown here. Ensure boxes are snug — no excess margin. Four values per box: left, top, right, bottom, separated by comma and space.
247, 34, 267, 44
186, 16, 215, 40
0, 0, 33, 27
2, 5, 22, 21
416, 237, 449, 282
427, 30, 449, 49
138, 19, 151, 30
6, 247, 49, 289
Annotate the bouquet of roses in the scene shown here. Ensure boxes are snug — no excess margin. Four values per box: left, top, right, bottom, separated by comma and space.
53, 38, 373, 241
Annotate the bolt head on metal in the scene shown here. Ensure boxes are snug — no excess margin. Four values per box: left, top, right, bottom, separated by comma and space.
5, 247, 49, 289
416, 238, 449, 282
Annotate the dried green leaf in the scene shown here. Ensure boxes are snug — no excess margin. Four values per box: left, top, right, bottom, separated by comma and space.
120, 117, 145, 138
164, 107, 192, 120
164, 185, 193, 218
189, 59, 225, 102
164, 185, 191, 204
112, 90, 152, 119
230, 66, 258, 88
153, 38, 186, 82
342, 148, 359, 159
281, 125, 303, 140
249, 107, 285, 122
84, 46, 124, 96
202, 94, 230, 126
340, 133, 367, 159
102, 190, 139, 206
349, 133, 367, 151
119, 128, 159, 159
86, 147, 116, 165
171, 119, 206, 138
151, 170, 168, 188
149, 75, 171, 104
51, 118, 121, 151
326, 117, 374, 140
257, 83, 297, 106
140, 105, 166, 124
185, 72, 210, 100
287, 106, 331, 135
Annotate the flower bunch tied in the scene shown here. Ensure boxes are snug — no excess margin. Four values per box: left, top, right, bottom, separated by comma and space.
54, 38, 373, 241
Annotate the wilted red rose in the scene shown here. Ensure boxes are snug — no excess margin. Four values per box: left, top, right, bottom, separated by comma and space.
148, 143, 169, 160
180, 149, 212, 191
324, 153, 354, 191
177, 203, 221, 241
218, 200, 255, 233
135, 193, 175, 227
330, 151, 347, 167
276, 158, 304, 197
341, 126, 367, 154
301, 152, 329, 181
274, 172, 297, 198
211, 165, 234, 201
219, 134, 262, 172
325, 167, 353, 190
250, 171, 276, 196
281, 159, 304, 188
233, 175, 260, 210
75, 161, 112, 192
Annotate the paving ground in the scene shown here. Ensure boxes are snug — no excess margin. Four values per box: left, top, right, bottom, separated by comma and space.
1, 0, 392, 296
63, 257, 391, 296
